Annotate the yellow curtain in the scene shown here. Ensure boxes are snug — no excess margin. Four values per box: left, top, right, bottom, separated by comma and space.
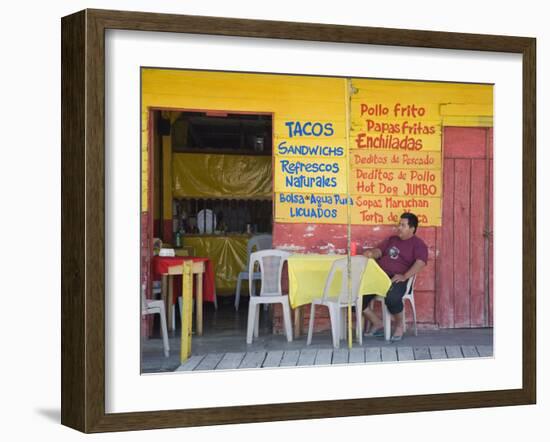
183, 235, 250, 295
172, 153, 272, 199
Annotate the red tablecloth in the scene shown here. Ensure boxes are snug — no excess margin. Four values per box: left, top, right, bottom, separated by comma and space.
152, 256, 216, 303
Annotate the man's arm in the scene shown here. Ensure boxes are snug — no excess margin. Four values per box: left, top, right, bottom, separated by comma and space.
391, 259, 426, 283
364, 248, 382, 259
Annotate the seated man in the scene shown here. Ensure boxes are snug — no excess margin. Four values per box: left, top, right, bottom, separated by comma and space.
363, 212, 428, 341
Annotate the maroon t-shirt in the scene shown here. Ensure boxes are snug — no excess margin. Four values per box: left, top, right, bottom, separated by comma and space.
376, 235, 428, 277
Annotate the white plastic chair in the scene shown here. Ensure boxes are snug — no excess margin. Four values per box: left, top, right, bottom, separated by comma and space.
307, 256, 368, 348
246, 249, 292, 344
141, 284, 170, 357
235, 234, 273, 310
368, 275, 418, 341
153, 279, 187, 331
152, 280, 162, 296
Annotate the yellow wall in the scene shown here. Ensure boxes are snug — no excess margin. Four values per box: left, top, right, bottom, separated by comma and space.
141, 69, 492, 226
348, 79, 491, 225
141, 69, 346, 212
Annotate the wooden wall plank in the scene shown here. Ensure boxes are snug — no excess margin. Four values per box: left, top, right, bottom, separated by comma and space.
489, 159, 494, 327
453, 159, 471, 327
486, 128, 493, 327
488, 128, 494, 159
141, 212, 154, 337
470, 158, 487, 327
444, 127, 489, 158
413, 290, 435, 326
438, 159, 455, 328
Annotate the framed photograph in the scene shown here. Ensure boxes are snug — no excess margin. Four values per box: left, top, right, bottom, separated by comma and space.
61, 8, 536, 433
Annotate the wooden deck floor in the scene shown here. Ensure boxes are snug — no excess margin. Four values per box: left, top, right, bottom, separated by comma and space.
176, 344, 493, 372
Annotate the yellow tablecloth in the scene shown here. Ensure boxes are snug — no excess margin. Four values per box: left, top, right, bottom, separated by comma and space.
287, 254, 391, 309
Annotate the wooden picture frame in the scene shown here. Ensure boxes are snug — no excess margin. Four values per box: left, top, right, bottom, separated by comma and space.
61, 8, 536, 433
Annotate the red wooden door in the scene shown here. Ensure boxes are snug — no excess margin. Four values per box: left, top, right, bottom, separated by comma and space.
142, 111, 155, 292
141, 112, 155, 336
437, 127, 493, 328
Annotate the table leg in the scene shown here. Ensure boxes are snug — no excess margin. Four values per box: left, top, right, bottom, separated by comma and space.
293, 307, 302, 337
196, 273, 203, 336
167, 275, 174, 332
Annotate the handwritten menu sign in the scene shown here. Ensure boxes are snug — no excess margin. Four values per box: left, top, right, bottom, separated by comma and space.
274, 81, 443, 226
274, 120, 350, 222
349, 98, 442, 226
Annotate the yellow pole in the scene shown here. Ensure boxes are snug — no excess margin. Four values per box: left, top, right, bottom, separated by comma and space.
345, 78, 353, 349
180, 260, 193, 362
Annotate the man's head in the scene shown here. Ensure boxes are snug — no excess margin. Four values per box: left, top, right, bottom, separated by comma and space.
398, 212, 419, 239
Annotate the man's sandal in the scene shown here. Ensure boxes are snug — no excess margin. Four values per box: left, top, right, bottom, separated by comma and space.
368, 328, 385, 338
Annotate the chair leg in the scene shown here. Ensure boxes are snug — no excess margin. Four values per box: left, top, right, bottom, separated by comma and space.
246, 299, 256, 344
339, 309, 344, 341
410, 298, 418, 336
328, 304, 340, 348
171, 302, 176, 331
382, 303, 391, 341
250, 275, 257, 296
158, 306, 170, 358
402, 299, 407, 334
356, 304, 363, 345
234, 276, 243, 310
307, 304, 316, 345
281, 300, 293, 342
254, 303, 260, 338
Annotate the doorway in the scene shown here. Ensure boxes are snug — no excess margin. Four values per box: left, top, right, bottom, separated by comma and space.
437, 127, 493, 328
